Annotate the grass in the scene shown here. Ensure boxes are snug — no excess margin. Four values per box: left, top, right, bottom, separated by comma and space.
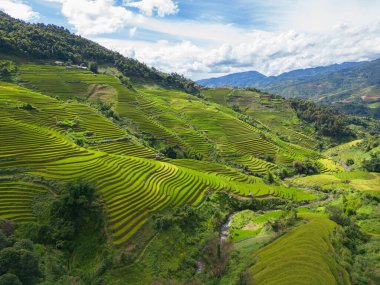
248, 214, 350, 285
324, 139, 380, 170
202, 88, 320, 150
292, 172, 380, 195
0, 82, 316, 245
15, 64, 328, 172
0, 64, 361, 248
228, 210, 281, 242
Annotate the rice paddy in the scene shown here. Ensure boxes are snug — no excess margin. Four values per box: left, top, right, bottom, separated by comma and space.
0, 64, 353, 245
248, 214, 350, 285
0, 77, 317, 245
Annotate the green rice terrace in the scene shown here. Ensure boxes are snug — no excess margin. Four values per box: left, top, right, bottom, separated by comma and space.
0, 67, 320, 244
0, 60, 379, 285
0, 12, 379, 285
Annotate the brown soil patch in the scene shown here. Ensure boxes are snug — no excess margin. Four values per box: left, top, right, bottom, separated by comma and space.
243, 222, 261, 231
87, 84, 117, 103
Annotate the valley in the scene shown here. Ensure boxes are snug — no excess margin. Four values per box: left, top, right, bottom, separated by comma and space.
0, 10, 379, 285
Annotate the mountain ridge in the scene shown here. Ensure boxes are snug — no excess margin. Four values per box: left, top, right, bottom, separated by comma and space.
197, 59, 380, 103
0, 11, 200, 95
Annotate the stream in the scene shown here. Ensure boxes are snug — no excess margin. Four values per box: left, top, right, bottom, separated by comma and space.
195, 191, 333, 274
196, 213, 235, 274
220, 213, 234, 243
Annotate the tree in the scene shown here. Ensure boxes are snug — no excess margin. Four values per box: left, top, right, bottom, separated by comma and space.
50, 180, 100, 237
0, 247, 40, 285
0, 273, 22, 285
202, 237, 233, 277
346, 158, 354, 166
89, 61, 98, 73
289, 98, 354, 139
231, 105, 241, 113
264, 172, 275, 184
292, 159, 319, 175
362, 153, 380, 172
0, 232, 8, 250
278, 167, 290, 179
325, 205, 350, 226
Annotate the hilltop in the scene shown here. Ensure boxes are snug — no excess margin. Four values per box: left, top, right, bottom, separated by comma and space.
198, 59, 380, 107
197, 61, 363, 88
0, 11, 199, 95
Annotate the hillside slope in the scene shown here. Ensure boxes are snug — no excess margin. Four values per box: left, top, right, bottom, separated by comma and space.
198, 61, 363, 88
0, 11, 378, 285
248, 214, 350, 285
263, 59, 380, 102
0, 11, 199, 95
0, 69, 320, 245
198, 59, 380, 103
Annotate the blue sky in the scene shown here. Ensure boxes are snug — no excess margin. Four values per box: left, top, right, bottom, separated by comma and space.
1, 0, 380, 79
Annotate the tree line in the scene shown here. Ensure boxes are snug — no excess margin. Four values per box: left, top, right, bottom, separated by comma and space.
0, 12, 200, 95
288, 98, 355, 138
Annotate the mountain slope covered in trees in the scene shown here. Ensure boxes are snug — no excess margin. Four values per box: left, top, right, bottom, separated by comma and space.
198, 59, 380, 104
0, 11, 199, 95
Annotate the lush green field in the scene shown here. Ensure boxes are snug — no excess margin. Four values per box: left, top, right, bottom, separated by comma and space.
248, 214, 350, 285
292, 171, 380, 196
202, 88, 320, 149
324, 139, 380, 170
0, 79, 317, 246
0, 62, 378, 284
0, 13, 379, 285
16, 64, 335, 172
229, 210, 282, 241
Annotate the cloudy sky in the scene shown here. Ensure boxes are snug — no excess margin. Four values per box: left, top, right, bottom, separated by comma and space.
1, 0, 380, 79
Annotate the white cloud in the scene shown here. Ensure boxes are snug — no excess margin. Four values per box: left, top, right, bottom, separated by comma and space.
129, 26, 137, 37
44, 0, 380, 78
95, 22, 380, 79
136, 17, 247, 44
0, 0, 39, 21
123, 0, 178, 17
48, 0, 136, 35
49, 0, 177, 36
277, 0, 380, 33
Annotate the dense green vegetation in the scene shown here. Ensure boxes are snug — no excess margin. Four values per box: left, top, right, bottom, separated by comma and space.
0, 11, 379, 285
0, 11, 199, 95
334, 102, 380, 119
249, 214, 350, 285
288, 99, 354, 138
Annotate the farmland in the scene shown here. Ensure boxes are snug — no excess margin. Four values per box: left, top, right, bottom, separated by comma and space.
0, 76, 319, 246
248, 214, 350, 285
0, 38, 379, 285
0, 60, 378, 285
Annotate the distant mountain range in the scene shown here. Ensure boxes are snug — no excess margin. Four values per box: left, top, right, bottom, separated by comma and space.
198, 59, 380, 103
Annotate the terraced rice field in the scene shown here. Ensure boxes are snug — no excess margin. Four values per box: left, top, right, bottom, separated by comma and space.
292, 172, 380, 195
16, 65, 326, 171
0, 83, 155, 158
0, 179, 48, 222
0, 66, 324, 244
203, 88, 319, 150
234, 155, 277, 174
318, 158, 344, 173
89, 140, 156, 158
0, 82, 316, 244
19, 64, 120, 100
169, 158, 260, 184
249, 214, 350, 285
